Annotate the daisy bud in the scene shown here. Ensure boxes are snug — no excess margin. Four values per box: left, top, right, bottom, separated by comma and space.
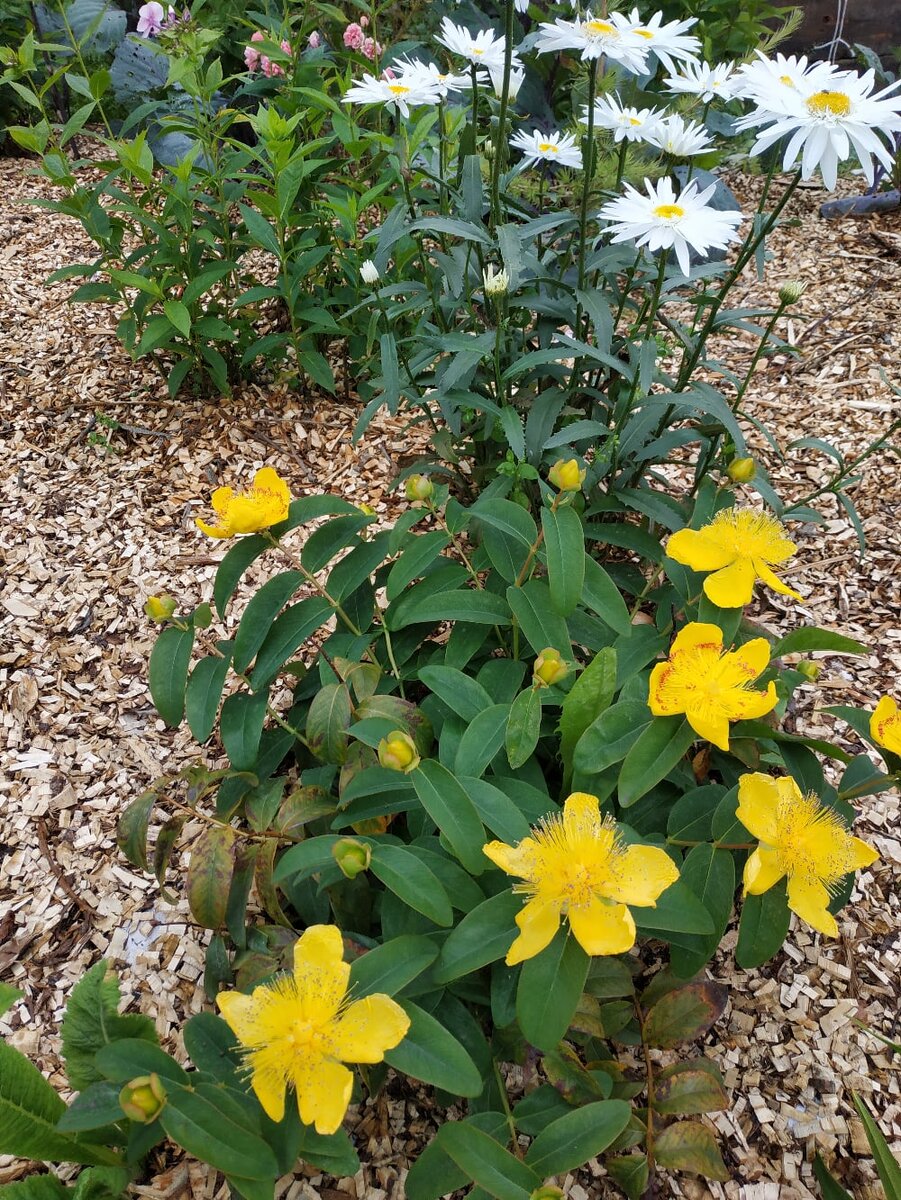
119, 1074, 166, 1123
727, 456, 756, 483
360, 259, 380, 285
483, 265, 510, 297
332, 837, 371, 879
145, 594, 176, 622
378, 730, 421, 773
533, 647, 568, 688
404, 474, 434, 503
548, 458, 585, 492
778, 280, 807, 305
797, 660, 821, 681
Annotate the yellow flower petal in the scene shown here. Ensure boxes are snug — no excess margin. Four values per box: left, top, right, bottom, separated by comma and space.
786, 875, 837, 937
249, 1058, 288, 1123
670, 621, 723, 657
563, 792, 604, 839
731, 637, 772, 678
849, 836, 879, 870
703, 558, 757, 608
742, 846, 785, 894
506, 898, 561, 965
871, 695, 901, 754
647, 661, 684, 717
568, 898, 636, 956
293, 925, 350, 1023
294, 1056, 354, 1135
483, 838, 537, 876
728, 680, 778, 723
216, 990, 259, 1044
211, 486, 234, 516
754, 560, 802, 602
666, 528, 734, 572
330, 995, 410, 1063
736, 772, 785, 843
683, 703, 731, 752
605, 844, 679, 906
195, 517, 231, 538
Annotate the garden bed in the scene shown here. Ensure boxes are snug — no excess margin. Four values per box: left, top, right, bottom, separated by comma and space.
1, 154, 899, 1198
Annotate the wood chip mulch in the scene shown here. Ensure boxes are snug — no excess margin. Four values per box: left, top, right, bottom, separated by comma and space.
1, 156, 898, 1199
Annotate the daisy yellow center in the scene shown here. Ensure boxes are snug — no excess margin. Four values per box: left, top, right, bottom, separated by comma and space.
653, 203, 685, 220
471, 47, 485, 55
770, 793, 858, 891
779, 74, 794, 86
387, 84, 410, 94
584, 19, 617, 37
629, 116, 642, 126
807, 90, 851, 117
635, 28, 654, 38
538, 141, 559, 153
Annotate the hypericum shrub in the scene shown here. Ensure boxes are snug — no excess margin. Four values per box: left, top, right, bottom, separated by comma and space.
7, 460, 884, 1194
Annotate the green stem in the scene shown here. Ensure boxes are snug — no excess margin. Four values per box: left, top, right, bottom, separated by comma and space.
489, 0, 516, 232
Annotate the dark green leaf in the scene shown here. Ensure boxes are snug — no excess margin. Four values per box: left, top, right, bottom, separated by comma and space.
369, 844, 454, 927
517, 929, 589, 1052
148, 624, 195, 727
434, 890, 521, 982
411, 761, 486, 875
506, 580, 570, 657
220, 691, 269, 771
250, 598, 332, 690
735, 880, 791, 968
233, 571, 303, 675
541, 505, 585, 617
385, 1002, 483, 1097
161, 1083, 278, 1179
349, 935, 439, 997
559, 647, 617, 782
618, 717, 696, 807
438, 1122, 540, 1200
524, 1100, 631, 1176
186, 646, 233, 742
505, 688, 542, 770
454, 704, 509, 778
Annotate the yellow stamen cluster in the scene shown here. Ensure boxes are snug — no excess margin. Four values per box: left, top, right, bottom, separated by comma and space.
806, 90, 851, 118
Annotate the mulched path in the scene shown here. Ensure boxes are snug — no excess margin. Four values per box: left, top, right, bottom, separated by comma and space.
1, 154, 899, 1200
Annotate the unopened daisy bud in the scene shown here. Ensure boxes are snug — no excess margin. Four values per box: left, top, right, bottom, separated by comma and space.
378, 730, 421, 773
797, 660, 821, 682
727, 456, 756, 483
360, 259, 380, 285
119, 1074, 166, 1123
145, 595, 176, 622
548, 458, 586, 492
533, 647, 568, 688
404, 474, 434, 503
483, 264, 509, 297
778, 280, 807, 306
332, 837, 371, 879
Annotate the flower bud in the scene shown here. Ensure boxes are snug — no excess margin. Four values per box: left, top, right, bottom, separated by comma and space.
332, 837, 371, 879
119, 1074, 166, 1123
358, 502, 377, 517
145, 595, 176, 622
483, 264, 509, 297
727, 456, 756, 483
378, 730, 421, 773
797, 659, 821, 681
778, 280, 807, 306
404, 474, 434, 503
533, 647, 568, 688
530, 1189, 564, 1200
360, 259, 380, 285
548, 458, 586, 492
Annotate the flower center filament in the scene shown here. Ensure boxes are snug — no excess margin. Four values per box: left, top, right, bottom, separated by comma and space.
585, 19, 617, 37
774, 794, 857, 890
538, 142, 559, 154
807, 90, 851, 118
635, 28, 654, 38
653, 203, 685, 220
387, 84, 410, 94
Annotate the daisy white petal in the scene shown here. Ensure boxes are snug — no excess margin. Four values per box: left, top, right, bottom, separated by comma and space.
646, 112, 713, 156
665, 58, 739, 102
344, 72, 440, 117
535, 10, 650, 74
582, 93, 664, 142
620, 7, 701, 76
510, 128, 583, 169
435, 17, 508, 71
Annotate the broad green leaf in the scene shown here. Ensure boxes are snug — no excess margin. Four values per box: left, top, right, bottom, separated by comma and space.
618, 717, 696, 807
61, 960, 156, 1091
389, 588, 512, 629
411, 760, 486, 875
306, 682, 352, 764
272, 834, 340, 884
213, 534, 270, 618
182, 1012, 241, 1084
581, 557, 632, 636
418, 665, 493, 723
406, 1113, 509, 1200
163, 298, 191, 337
349, 935, 439, 997
605, 1154, 649, 1200
386, 532, 450, 601
250, 598, 332, 690
369, 844, 453, 927
517, 929, 589, 1052
438, 1122, 540, 1200
670, 845, 736, 979
460, 778, 533, 844
735, 880, 791, 968
634, 880, 714, 936
55, 1082, 124, 1133
506, 580, 570, 657
772, 628, 867, 658
161, 1082, 279, 1179
475, 498, 538, 583
0, 1177, 68, 1200
524, 1100, 631, 1176
185, 645, 233, 742
541, 505, 585, 616
505, 688, 541, 770
654, 1064, 729, 1116
233, 571, 303, 674
512, 1085, 573, 1136
454, 704, 509, 777
573, 701, 651, 776
148, 623, 195, 727
559, 647, 617, 783
220, 691, 269, 771
385, 1001, 483, 1097
434, 890, 521, 982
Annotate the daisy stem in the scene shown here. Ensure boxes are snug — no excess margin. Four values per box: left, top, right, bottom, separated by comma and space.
575, 60, 598, 299
489, 0, 517, 232
614, 136, 628, 190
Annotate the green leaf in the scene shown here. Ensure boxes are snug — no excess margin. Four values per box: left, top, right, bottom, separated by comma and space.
161, 1083, 279, 1179
306, 682, 353, 764
213, 535, 270, 618
349, 935, 439, 997
506, 580, 570, 658
385, 1001, 483, 1097
666, 785, 725, 843
506, 688, 542, 770
618, 717, 696, 807
411, 760, 486, 875
605, 1154, 649, 1200
573, 701, 651, 776
654, 1063, 729, 1116
417, 666, 493, 723
461, 777, 533, 844
735, 880, 791, 968
434, 890, 521, 983
386, 532, 451, 601
369, 844, 453, 927
148, 624, 195, 727
0, 1179, 69, 1200
0, 1040, 121, 1165
473, 499, 538, 584
813, 1153, 854, 1200
163, 299, 191, 337
389, 588, 512, 629
634, 881, 714, 935
581, 557, 632, 636
438, 1122, 540, 1200
559, 647, 617, 784
524, 1100, 631, 1176
185, 646, 233, 742
517, 929, 589, 1053
653, 1120, 729, 1181
239, 202, 282, 257
186, 823, 237, 929
233, 571, 303, 675
852, 1093, 901, 1200
116, 791, 155, 871
669, 846, 736, 979
643, 980, 728, 1049
61, 960, 156, 1091
182, 1013, 242, 1084
771, 628, 867, 658
541, 505, 585, 616
250, 598, 332, 690
0, 984, 22, 1019
406, 1114, 509, 1200
55, 1081, 124, 1133
512, 1085, 573, 1136
454, 704, 509, 777
220, 691, 269, 771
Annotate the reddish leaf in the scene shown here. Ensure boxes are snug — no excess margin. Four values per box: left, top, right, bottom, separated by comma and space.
643, 981, 728, 1049
654, 1120, 729, 1181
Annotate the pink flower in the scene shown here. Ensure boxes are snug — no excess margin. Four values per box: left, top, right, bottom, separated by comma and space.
137, 2, 165, 36
343, 21, 364, 50
382, 66, 396, 80
244, 29, 264, 71
361, 36, 382, 61
308, 30, 321, 48
360, 14, 369, 27
280, 38, 291, 55
261, 56, 284, 77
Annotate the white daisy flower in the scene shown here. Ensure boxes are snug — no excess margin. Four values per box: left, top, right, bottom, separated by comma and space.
391, 56, 471, 99
598, 176, 744, 276
489, 64, 526, 100
646, 112, 714, 156
736, 67, 901, 190
665, 58, 739, 102
582, 93, 664, 142
620, 8, 701, 76
535, 11, 650, 74
344, 72, 441, 117
483, 264, 510, 295
734, 50, 852, 106
435, 17, 508, 71
360, 259, 380, 284
510, 128, 583, 169
514, 0, 529, 11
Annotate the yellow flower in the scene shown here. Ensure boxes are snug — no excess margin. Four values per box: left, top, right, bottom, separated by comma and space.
483, 792, 679, 965
196, 467, 290, 539
737, 773, 878, 936
144, 594, 176, 622
548, 458, 586, 492
119, 1073, 166, 1123
216, 925, 409, 1134
870, 695, 901, 755
666, 508, 801, 609
377, 730, 420, 772
533, 647, 569, 688
648, 622, 778, 752
726, 457, 756, 483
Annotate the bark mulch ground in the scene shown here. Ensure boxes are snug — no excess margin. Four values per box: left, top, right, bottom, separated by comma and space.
1, 156, 899, 1200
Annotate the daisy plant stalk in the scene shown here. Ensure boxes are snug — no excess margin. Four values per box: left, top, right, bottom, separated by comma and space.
489, 0, 517, 231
